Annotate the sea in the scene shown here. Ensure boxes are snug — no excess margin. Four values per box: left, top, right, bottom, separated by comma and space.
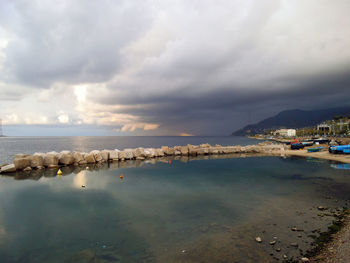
1, 136, 350, 263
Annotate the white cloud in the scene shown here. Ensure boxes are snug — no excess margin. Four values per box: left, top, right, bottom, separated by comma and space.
57, 112, 69, 124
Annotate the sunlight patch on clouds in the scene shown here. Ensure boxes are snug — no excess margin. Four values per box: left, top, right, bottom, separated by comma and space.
57, 112, 69, 124
121, 123, 159, 132
74, 85, 87, 103
179, 132, 194, 136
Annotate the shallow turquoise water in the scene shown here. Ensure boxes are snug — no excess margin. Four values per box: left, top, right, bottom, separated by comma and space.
1, 156, 350, 262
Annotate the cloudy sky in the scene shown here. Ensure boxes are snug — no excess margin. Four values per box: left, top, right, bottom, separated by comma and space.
0, 0, 350, 136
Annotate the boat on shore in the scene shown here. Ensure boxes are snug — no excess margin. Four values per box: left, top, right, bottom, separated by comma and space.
291, 143, 305, 150
302, 141, 314, 147
313, 138, 329, 144
329, 145, 350, 154
307, 147, 323, 152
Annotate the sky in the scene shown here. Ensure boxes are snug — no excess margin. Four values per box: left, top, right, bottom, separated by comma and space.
0, 0, 350, 136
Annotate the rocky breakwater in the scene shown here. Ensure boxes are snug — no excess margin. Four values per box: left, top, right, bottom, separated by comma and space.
0, 142, 287, 174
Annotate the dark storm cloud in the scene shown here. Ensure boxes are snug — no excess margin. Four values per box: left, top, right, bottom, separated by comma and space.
101, 68, 350, 135
0, 0, 153, 86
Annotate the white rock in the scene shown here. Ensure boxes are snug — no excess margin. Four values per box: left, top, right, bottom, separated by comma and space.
72, 152, 84, 163
43, 154, 59, 167
100, 150, 110, 162
255, 237, 262, 243
109, 150, 119, 160
30, 155, 44, 168
0, 164, 16, 173
14, 157, 31, 170
91, 150, 103, 162
84, 153, 95, 163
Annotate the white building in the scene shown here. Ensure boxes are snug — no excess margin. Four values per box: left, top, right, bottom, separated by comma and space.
273, 129, 296, 137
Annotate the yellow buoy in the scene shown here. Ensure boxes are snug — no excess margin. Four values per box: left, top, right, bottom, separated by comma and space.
57, 169, 63, 175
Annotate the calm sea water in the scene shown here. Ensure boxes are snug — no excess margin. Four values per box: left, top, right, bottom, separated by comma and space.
1, 153, 350, 262
0, 136, 258, 164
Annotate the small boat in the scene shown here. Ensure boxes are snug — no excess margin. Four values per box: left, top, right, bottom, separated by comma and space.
329, 145, 350, 154
302, 141, 314, 147
307, 147, 323, 152
313, 138, 329, 144
291, 143, 305, 150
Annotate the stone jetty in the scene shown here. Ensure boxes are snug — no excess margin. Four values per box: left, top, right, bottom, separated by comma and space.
0, 142, 288, 174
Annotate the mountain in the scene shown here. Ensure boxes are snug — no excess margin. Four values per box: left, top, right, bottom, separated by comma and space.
232, 107, 350, 136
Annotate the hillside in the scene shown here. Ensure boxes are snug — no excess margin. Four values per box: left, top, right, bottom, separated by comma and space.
232, 107, 350, 136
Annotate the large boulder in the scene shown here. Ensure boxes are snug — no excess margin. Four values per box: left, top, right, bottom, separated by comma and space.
162, 146, 174, 156
222, 147, 235, 154
14, 153, 30, 159
135, 148, 146, 158
59, 153, 75, 165
14, 157, 31, 170
197, 148, 209, 155
30, 155, 44, 168
188, 145, 198, 156
200, 143, 211, 148
109, 150, 119, 160
119, 151, 126, 160
124, 149, 135, 160
84, 153, 95, 163
161, 146, 168, 153
46, 151, 59, 157
145, 148, 156, 158
155, 148, 165, 157
180, 146, 189, 155
100, 150, 110, 162
72, 152, 84, 163
1, 164, 16, 173
91, 150, 103, 162
43, 154, 59, 167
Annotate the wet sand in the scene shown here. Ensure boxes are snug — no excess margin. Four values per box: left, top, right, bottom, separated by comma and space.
285, 147, 350, 164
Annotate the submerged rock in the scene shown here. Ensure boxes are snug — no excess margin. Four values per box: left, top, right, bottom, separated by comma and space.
255, 237, 262, 243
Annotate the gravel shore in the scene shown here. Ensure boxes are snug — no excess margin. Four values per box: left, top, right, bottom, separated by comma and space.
311, 214, 350, 263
